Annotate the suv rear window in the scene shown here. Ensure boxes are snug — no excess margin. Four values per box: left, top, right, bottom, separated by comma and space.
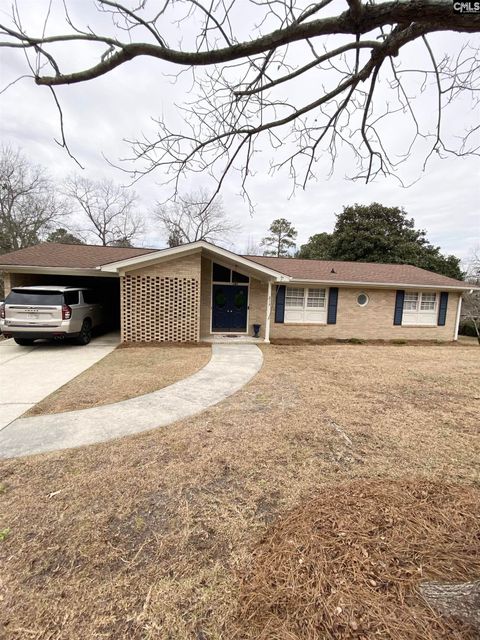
64, 291, 79, 305
6, 290, 64, 306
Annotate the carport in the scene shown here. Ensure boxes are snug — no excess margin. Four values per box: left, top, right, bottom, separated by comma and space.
4, 270, 121, 330
1, 244, 158, 333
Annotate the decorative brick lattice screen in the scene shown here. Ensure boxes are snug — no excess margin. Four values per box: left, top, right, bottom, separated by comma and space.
121, 275, 200, 342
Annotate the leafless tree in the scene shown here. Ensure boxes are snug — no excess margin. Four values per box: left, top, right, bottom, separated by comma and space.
462, 245, 480, 343
1, 2, 480, 202
154, 188, 237, 246
65, 175, 143, 247
0, 145, 66, 254
243, 236, 262, 256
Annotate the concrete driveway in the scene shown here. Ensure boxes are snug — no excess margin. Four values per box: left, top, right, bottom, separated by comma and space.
0, 343, 263, 459
0, 333, 119, 430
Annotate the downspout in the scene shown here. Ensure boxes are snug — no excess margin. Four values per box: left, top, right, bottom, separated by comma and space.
454, 293, 464, 341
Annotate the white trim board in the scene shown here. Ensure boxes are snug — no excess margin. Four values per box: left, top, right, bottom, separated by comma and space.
99, 240, 290, 281
288, 279, 471, 292
1, 266, 118, 278
210, 258, 250, 335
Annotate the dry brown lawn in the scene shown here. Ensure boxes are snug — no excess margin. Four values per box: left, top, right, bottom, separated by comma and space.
24, 344, 211, 416
1, 344, 479, 640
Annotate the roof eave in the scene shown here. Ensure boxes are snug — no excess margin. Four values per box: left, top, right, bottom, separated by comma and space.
288, 278, 472, 291
100, 240, 291, 281
0, 265, 118, 278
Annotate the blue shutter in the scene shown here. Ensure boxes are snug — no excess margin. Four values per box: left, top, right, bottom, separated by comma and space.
438, 292, 449, 326
393, 290, 405, 326
327, 288, 338, 324
275, 285, 286, 323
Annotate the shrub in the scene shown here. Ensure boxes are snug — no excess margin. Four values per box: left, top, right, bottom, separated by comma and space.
459, 319, 478, 337
0, 528, 10, 542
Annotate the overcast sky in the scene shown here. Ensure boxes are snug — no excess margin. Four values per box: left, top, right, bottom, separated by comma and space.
0, 0, 479, 262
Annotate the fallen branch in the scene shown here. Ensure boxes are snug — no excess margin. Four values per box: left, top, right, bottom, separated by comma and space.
420, 579, 480, 631
328, 420, 353, 447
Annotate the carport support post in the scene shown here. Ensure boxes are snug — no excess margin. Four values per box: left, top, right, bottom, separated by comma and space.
265, 281, 272, 343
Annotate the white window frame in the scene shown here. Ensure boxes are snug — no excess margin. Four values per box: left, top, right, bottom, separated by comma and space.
285, 287, 305, 308
404, 292, 419, 311
402, 291, 438, 326
356, 292, 369, 307
285, 286, 327, 324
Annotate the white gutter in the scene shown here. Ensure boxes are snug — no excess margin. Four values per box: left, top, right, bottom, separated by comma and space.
0, 265, 117, 278
454, 294, 463, 341
288, 278, 473, 292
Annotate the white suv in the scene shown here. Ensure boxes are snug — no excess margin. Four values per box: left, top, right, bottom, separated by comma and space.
0, 286, 104, 346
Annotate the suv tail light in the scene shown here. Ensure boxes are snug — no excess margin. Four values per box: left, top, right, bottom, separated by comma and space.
62, 304, 72, 320
0, 304, 4, 319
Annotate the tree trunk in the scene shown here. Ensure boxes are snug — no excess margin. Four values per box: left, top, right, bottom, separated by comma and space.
420, 580, 480, 630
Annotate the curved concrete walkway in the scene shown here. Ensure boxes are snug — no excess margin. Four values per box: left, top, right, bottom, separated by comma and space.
0, 344, 263, 459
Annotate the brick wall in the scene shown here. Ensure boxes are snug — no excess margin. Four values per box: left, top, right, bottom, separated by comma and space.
2, 272, 10, 297
270, 287, 461, 342
3, 272, 39, 296
248, 278, 268, 338
121, 253, 201, 342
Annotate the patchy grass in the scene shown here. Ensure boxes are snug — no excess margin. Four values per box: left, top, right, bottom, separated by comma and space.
458, 335, 480, 346
24, 344, 211, 416
0, 345, 479, 639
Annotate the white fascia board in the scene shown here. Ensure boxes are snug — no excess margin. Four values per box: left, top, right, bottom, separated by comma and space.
0, 265, 117, 278
99, 244, 200, 271
100, 240, 291, 281
203, 245, 290, 280
288, 278, 472, 291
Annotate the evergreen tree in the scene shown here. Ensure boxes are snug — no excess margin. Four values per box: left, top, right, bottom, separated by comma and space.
261, 218, 297, 257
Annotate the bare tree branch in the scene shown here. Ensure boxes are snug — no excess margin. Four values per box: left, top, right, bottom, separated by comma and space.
0, 145, 67, 253
1, 0, 479, 198
153, 188, 238, 246
65, 175, 143, 246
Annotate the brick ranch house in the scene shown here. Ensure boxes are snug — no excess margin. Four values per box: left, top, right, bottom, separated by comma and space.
0, 240, 474, 343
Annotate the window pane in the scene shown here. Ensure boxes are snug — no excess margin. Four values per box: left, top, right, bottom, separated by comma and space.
286, 287, 305, 307
307, 288, 326, 307
232, 270, 249, 283
64, 291, 79, 305
420, 293, 436, 311
404, 292, 418, 311
212, 262, 231, 282
7, 290, 63, 306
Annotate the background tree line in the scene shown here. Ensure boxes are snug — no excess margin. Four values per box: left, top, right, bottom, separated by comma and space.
261, 205, 464, 281
0, 145, 467, 295
0, 145, 143, 254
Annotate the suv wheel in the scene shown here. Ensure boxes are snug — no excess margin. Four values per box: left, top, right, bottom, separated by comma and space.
14, 338, 34, 346
76, 319, 92, 345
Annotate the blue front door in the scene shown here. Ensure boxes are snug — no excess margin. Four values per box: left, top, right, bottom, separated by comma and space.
212, 285, 248, 332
